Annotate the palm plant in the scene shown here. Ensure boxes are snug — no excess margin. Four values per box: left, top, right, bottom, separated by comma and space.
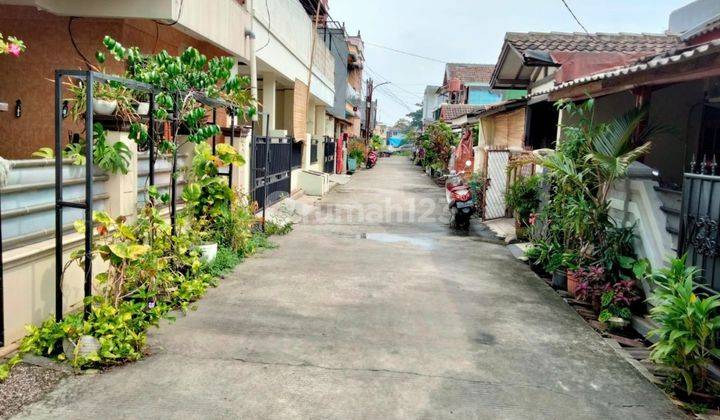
587, 108, 657, 204
525, 100, 660, 280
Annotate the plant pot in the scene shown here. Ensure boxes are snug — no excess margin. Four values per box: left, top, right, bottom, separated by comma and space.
347, 157, 357, 173
566, 269, 580, 298
552, 269, 567, 289
93, 98, 118, 116
63, 335, 100, 360
198, 242, 218, 263
136, 101, 150, 116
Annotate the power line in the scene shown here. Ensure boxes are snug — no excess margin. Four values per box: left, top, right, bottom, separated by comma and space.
256, 0, 272, 51
364, 41, 447, 64
365, 64, 423, 102
154, 0, 185, 26
560, 0, 589, 34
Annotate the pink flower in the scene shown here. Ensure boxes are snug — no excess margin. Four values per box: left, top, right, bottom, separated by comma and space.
7, 43, 21, 57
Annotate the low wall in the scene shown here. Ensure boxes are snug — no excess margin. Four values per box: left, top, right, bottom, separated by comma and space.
1, 128, 253, 353
608, 172, 676, 296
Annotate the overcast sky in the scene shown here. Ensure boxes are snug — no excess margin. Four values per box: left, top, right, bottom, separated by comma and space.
329, 0, 690, 125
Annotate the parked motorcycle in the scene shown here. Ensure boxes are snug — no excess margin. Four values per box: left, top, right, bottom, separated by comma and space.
445, 130, 475, 230
366, 149, 378, 169
446, 165, 474, 229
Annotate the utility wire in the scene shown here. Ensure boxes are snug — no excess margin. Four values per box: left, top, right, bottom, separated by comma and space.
560, 0, 590, 34
256, 0, 272, 52
364, 41, 447, 63
154, 0, 185, 26
365, 64, 422, 102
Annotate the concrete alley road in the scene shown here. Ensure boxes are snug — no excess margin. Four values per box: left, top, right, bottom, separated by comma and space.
15, 157, 683, 419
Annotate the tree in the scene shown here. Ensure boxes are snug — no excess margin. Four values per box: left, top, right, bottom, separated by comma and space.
406, 108, 423, 132
392, 118, 410, 132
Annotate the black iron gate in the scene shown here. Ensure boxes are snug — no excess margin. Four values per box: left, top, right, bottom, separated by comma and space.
323, 138, 336, 174
251, 136, 292, 210
679, 171, 720, 293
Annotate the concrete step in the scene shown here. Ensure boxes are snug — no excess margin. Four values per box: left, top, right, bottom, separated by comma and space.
660, 205, 681, 231
653, 185, 682, 209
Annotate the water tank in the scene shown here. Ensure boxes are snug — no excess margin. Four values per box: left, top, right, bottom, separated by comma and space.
447, 77, 461, 92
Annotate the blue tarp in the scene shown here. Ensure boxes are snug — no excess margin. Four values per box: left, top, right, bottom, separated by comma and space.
388, 135, 405, 148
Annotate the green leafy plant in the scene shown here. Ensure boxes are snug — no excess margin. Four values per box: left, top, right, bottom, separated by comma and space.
347, 137, 365, 163
647, 257, 720, 396
524, 99, 659, 287
506, 175, 540, 224
420, 121, 457, 172
468, 171, 486, 216
63, 77, 139, 122
183, 142, 243, 225
32, 123, 132, 174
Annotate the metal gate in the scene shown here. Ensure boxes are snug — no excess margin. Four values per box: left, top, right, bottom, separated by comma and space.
679, 171, 720, 293
251, 136, 292, 210
323, 139, 336, 173
484, 149, 511, 220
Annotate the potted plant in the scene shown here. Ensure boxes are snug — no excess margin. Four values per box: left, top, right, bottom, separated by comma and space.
505, 175, 540, 240
182, 142, 244, 263
195, 218, 218, 262
64, 77, 138, 120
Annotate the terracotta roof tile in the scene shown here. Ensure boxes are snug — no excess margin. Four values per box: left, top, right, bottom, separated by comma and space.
445, 63, 496, 85
440, 104, 485, 121
505, 31, 681, 55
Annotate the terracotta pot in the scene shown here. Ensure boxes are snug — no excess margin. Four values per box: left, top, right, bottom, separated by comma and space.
566, 269, 579, 298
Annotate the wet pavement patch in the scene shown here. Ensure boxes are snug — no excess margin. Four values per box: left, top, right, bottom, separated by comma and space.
358, 232, 436, 250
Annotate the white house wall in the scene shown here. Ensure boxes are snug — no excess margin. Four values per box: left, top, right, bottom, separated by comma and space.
253, 0, 335, 107
13, 0, 252, 60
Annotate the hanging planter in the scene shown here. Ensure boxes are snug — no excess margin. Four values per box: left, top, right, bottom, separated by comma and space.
135, 101, 150, 116
92, 98, 118, 116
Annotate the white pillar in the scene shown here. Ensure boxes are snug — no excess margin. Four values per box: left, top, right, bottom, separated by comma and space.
262, 73, 276, 135
235, 129, 252, 194
105, 130, 138, 222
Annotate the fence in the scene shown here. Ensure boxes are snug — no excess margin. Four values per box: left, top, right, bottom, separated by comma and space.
679, 171, 720, 293
250, 136, 292, 210
310, 140, 319, 164
483, 148, 511, 220
323, 138, 336, 174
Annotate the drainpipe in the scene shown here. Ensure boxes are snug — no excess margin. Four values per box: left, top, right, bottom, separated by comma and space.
246, 0, 258, 122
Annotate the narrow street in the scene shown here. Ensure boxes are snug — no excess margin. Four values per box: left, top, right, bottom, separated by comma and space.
15, 157, 681, 419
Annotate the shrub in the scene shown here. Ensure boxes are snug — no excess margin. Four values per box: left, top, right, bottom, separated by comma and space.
506, 175, 540, 223
648, 257, 720, 395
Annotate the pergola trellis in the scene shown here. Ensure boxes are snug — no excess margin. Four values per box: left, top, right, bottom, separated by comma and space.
48, 69, 241, 322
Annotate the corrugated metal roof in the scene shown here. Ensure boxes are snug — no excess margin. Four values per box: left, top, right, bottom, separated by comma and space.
531, 39, 720, 97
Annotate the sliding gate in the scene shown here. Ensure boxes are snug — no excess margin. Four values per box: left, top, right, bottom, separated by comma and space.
251, 136, 292, 210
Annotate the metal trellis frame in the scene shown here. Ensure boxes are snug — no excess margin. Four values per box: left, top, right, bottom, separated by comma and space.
53, 70, 241, 321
